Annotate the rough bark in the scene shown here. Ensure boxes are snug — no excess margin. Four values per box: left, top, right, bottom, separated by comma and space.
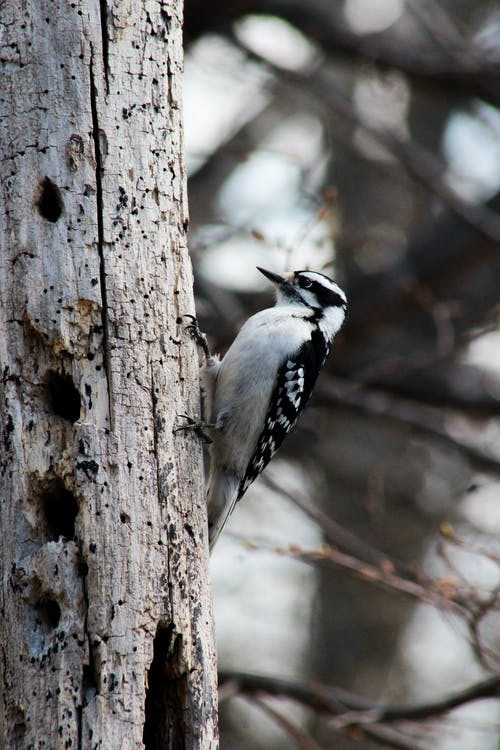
0, 1, 218, 748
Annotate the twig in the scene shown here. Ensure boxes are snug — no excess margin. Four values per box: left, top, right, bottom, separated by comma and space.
469, 583, 500, 671
319, 376, 500, 478
219, 670, 500, 722
328, 713, 434, 750
284, 543, 468, 618
441, 525, 500, 566
241, 695, 324, 750
234, 678, 433, 750
262, 470, 400, 569
405, 0, 467, 59
234, 34, 500, 242
341, 723, 431, 750
235, 534, 469, 617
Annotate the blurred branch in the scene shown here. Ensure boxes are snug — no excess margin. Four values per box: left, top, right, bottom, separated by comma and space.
320, 376, 500, 478
374, 130, 500, 243
241, 695, 324, 750
267, 540, 500, 660
263, 470, 441, 598
233, 34, 500, 242
318, 87, 500, 242
220, 670, 500, 722
281, 543, 469, 618
184, 0, 500, 105
235, 682, 433, 750
441, 525, 500, 565
238, 534, 470, 616
342, 724, 431, 750
262, 471, 401, 568
405, 0, 469, 59
469, 582, 500, 672
242, 699, 433, 750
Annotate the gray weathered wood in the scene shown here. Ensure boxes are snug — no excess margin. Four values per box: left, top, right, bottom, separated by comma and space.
0, 0, 218, 747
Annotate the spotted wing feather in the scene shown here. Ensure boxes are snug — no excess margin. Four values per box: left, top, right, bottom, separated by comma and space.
237, 331, 329, 499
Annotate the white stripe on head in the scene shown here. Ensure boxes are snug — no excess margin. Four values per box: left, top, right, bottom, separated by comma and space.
300, 271, 347, 306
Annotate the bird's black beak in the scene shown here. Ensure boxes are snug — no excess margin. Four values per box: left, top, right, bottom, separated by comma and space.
257, 267, 286, 287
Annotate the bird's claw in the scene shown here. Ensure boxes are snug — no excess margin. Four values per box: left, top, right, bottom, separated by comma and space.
183, 314, 210, 358
174, 414, 213, 444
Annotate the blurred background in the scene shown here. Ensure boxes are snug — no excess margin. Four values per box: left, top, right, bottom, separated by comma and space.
182, 1, 500, 748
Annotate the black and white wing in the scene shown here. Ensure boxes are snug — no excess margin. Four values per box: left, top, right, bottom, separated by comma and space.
237, 331, 329, 500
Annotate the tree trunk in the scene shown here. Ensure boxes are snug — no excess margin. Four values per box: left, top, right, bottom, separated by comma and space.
0, 1, 218, 748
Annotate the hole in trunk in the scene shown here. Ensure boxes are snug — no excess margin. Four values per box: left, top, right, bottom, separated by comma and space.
46, 371, 81, 423
143, 624, 187, 750
36, 176, 64, 222
13, 721, 26, 743
42, 478, 79, 540
36, 598, 61, 630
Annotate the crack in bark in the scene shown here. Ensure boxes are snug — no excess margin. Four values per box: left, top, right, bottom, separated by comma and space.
150, 360, 161, 493
98, 0, 110, 93
77, 544, 98, 750
89, 50, 113, 429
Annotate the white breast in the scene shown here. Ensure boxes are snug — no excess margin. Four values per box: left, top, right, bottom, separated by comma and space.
210, 306, 314, 472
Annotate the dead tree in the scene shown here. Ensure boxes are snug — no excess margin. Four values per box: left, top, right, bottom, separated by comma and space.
0, 0, 218, 747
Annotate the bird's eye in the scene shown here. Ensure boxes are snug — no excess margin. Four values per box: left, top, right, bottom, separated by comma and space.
301, 278, 312, 288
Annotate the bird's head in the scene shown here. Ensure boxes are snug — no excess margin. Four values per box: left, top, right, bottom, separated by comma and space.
257, 266, 347, 339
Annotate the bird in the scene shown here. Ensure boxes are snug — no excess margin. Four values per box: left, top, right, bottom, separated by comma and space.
186, 267, 347, 550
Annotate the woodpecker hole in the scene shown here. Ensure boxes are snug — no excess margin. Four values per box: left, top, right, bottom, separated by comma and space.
82, 659, 98, 703
12, 707, 26, 743
143, 624, 187, 750
35, 598, 61, 631
78, 561, 89, 577
36, 176, 64, 223
13, 720, 26, 744
46, 371, 81, 423
42, 478, 79, 540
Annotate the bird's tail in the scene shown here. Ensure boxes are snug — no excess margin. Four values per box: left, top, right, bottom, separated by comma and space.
206, 465, 240, 550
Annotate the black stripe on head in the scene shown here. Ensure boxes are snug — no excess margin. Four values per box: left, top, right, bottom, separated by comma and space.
294, 271, 346, 310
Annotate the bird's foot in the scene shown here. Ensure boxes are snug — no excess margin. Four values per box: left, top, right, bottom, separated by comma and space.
184, 314, 210, 358
174, 414, 213, 444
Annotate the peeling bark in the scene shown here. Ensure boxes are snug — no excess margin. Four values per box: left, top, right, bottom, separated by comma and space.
0, 1, 218, 747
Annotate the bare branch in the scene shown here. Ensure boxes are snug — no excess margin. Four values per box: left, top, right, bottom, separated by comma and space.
336, 720, 433, 750
405, 0, 468, 59
283, 543, 469, 618
236, 535, 471, 617
220, 669, 500, 722
241, 695, 324, 750
441, 525, 500, 566
319, 376, 500, 479
468, 582, 500, 671
227, 28, 500, 243
262, 471, 400, 569
184, 0, 500, 105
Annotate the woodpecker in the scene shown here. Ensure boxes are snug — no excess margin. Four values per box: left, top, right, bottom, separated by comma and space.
186, 267, 347, 549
